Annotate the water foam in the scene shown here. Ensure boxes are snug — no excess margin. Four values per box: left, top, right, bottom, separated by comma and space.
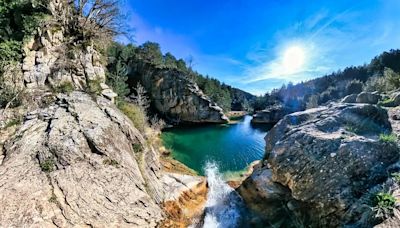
201, 162, 243, 228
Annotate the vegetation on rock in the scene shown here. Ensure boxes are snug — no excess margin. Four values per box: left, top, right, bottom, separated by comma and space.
106, 42, 255, 112
379, 133, 398, 143
372, 191, 397, 219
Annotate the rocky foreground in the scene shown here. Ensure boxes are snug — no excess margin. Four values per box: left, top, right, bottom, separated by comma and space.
0, 2, 217, 224
0, 92, 208, 227
239, 92, 400, 227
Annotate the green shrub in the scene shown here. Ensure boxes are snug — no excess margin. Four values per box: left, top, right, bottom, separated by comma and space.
0, 41, 22, 66
86, 79, 103, 95
132, 143, 143, 153
49, 193, 57, 203
5, 117, 22, 129
106, 61, 130, 97
103, 158, 119, 167
117, 101, 148, 132
0, 88, 23, 108
364, 68, 400, 93
392, 172, 400, 183
379, 98, 395, 106
345, 125, 360, 134
372, 191, 397, 218
52, 81, 74, 94
40, 159, 55, 172
379, 133, 397, 143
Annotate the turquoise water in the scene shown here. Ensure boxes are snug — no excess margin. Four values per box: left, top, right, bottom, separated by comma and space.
161, 116, 272, 175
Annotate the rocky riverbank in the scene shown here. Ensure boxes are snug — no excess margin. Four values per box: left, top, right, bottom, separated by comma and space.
238, 91, 400, 227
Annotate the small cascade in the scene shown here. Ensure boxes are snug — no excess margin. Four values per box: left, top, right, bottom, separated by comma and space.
201, 162, 245, 228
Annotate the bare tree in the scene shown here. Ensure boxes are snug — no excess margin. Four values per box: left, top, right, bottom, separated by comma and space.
129, 83, 150, 110
150, 115, 166, 131
68, 0, 123, 39
185, 55, 195, 69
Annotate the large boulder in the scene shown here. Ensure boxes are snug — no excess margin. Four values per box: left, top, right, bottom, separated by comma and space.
356, 92, 382, 104
239, 103, 400, 227
131, 62, 228, 124
342, 94, 358, 103
251, 105, 287, 124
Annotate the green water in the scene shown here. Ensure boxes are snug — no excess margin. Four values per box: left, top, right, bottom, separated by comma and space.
161, 116, 272, 175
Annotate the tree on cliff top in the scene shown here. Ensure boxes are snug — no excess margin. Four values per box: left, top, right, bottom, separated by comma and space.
66, 0, 131, 50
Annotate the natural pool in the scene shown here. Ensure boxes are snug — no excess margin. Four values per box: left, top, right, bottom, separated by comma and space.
161, 115, 272, 176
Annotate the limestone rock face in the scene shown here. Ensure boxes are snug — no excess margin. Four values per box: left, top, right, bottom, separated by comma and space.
21, 30, 106, 90
239, 103, 400, 227
0, 91, 209, 227
0, 92, 166, 227
132, 63, 228, 124
251, 105, 287, 124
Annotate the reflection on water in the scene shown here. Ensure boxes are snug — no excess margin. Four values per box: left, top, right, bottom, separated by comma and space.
161, 115, 272, 175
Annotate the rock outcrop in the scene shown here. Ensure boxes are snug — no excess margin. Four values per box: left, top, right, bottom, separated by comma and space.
239, 103, 400, 227
251, 105, 287, 124
161, 174, 208, 227
342, 92, 382, 105
379, 91, 400, 107
356, 92, 382, 104
0, 92, 206, 227
1, 0, 114, 103
131, 62, 229, 124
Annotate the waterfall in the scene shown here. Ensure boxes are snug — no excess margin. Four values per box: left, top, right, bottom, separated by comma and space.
201, 162, 244, 228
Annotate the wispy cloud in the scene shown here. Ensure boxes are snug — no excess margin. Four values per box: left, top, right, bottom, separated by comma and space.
240, 1, 400, 94
240, 8, 355, 86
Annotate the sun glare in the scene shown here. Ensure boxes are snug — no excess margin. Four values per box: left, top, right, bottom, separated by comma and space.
282, 46, 306, 74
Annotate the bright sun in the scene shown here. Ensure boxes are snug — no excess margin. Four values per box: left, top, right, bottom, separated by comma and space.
282, 46, 306, 74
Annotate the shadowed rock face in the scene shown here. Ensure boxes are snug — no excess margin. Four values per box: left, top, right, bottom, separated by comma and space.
251, 105, 288, 124
239, 103, 400, 227
131, 62, 229, 124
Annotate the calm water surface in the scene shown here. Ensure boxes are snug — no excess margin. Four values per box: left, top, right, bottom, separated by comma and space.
161, 115, 271, 175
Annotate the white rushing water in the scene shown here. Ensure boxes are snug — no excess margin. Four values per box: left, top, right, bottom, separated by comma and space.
201, 162, 244, 228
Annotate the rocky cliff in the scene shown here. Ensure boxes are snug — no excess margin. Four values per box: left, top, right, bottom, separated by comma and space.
239, 101, 400, 227
0, 91, 207, 227
130, 62, 229, 124
0, 2, 209, 225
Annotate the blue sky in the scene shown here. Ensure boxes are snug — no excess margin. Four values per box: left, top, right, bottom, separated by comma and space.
122, 0, 400, 95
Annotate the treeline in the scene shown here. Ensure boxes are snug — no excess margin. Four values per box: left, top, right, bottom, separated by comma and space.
253, 49, 400, 111
106, 41, 255, 111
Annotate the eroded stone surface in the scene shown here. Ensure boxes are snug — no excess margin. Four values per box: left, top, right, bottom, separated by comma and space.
239, 103, 400, 227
